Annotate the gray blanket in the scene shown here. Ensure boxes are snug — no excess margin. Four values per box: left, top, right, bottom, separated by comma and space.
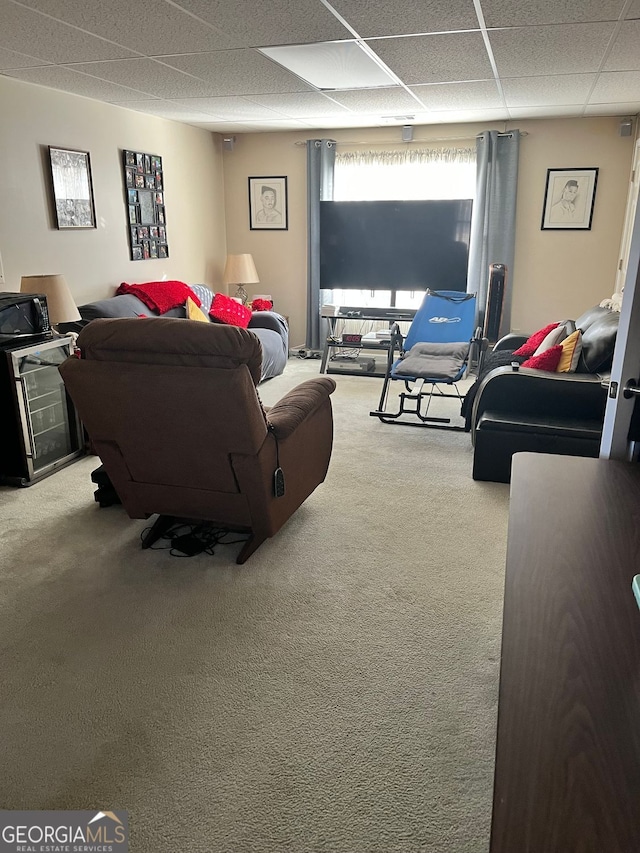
394, 341, 468, 380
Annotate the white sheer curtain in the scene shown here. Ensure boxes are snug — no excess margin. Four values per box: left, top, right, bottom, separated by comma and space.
330, 146, 476, 312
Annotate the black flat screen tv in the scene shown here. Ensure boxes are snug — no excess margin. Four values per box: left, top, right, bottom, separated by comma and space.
320, 199, 473, 291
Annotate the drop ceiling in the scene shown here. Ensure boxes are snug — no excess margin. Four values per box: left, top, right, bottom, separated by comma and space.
1, 0, 639, 133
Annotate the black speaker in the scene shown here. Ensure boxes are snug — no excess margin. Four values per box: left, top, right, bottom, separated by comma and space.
484, 263, 507, 343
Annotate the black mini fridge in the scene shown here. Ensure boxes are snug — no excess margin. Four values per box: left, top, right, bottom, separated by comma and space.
0, 335, 84, 485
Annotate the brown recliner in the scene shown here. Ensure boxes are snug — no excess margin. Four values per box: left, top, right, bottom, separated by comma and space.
59, 317, 336, 563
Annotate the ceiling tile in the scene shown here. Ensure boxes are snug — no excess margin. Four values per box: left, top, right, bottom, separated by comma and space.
169, 0, 351, 47
0, 0, 137, 62
410, 80, 503, 110
481, 0, 626, 27
298, 113, 394, 128
626, 0, 640, 16
0, 46, 51, 69
584, 101, 640, 115
69, 58, 222, 99
171, 96, 285, 119
603, 21, 640, 71
260, 41, 396, 89
327, 86, 422, 112
244, 92, 352, 117
589, 70, 640, 102
507, 104, 585, 117
12, 0, 235, 54
4, 64, 153, 100
370, 32, 494, 84
421, 106, 509, 123
110, 99, 215, 120
329, 0, 480, 38
501, 74, 596, 106
161, 50, 315, 95
489, 23, 616, 77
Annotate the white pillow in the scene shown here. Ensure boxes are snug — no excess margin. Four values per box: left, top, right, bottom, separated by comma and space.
533, 320, 570, 356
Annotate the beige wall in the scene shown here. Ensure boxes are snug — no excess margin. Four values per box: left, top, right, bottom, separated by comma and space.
0, 76, 226, 308
224, 119, 635, 346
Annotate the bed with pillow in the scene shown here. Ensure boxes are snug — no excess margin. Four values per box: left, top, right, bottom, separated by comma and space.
465, 304, 619, 483
63, 283, 289, 382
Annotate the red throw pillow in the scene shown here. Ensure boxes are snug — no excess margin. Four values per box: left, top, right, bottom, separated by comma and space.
251, 298, 273, 312
512, 323, 559, 358
521, 344, 563, 371
209, 292, 252, 328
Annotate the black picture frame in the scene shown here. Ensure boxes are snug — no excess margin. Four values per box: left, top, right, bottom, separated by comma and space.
248, 176, 288, 230
541, 167, 599, 230
122, 149, 169, 260
48, 146, 96, 229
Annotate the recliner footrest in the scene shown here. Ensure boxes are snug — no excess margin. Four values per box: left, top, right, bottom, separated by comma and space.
477, 410, 603, 441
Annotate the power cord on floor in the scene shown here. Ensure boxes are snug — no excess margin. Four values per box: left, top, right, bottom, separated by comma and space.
140, 521, 249, 558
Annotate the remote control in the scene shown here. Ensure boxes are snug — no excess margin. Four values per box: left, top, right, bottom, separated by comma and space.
274, 467, 285, 497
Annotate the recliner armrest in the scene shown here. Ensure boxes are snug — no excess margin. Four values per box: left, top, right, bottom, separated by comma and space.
267, 377, 336, 439
493, 333, 528, 351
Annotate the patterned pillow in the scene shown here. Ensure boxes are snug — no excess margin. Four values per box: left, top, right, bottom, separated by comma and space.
190, 284, 214, 314
209, 292, 252, 328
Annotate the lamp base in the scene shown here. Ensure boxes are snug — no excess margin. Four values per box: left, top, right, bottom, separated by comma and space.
234, 285, 249, 304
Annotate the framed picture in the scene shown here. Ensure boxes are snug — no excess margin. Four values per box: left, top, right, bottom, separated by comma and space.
249, 176, 288, 230
541, 168, 599, 230
122, 149, 169, 260
48, 146, 96, 229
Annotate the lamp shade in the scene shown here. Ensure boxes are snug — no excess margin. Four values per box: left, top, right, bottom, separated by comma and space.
20, 274, 81, 324
223, 254, 259, 287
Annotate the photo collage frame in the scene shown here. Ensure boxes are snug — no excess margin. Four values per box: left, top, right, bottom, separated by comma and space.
123, 150, 169, 260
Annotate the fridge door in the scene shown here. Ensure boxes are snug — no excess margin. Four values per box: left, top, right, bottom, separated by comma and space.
11, 337, 83, 481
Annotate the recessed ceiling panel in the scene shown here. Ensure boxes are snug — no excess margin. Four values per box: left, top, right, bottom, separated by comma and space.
489, 23, 616, 77
410, 80, 502, 110
0, 0, 136, 63
4, 65, 152, 101
169, 0, 352, 47
259, 42, 397, 89
161, 50, 316, 95
13, 0, 235, 54
370, 32, 494, 84
501, 74, 596, 107
481, 0, 626, 27
329, 0, 480, 38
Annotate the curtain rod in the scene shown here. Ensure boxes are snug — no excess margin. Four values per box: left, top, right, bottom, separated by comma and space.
294, 131, 525, 146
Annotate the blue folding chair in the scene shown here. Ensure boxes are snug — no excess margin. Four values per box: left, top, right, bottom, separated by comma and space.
370, 290, 481, 429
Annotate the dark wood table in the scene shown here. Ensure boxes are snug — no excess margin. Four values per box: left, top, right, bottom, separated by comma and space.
490, 453, 640, 853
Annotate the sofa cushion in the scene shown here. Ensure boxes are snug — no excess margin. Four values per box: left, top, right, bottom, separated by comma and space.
79, 293, 185, 321
578, 312, 619, 373
575, 305, 613, 333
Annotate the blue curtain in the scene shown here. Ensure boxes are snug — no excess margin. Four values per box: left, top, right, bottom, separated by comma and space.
467, 130, 520, 337
306, 139, 336, 352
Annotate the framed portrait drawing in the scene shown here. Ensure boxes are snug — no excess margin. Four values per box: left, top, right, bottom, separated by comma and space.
249, 176, 288, 230
541, 168, 599, 230
48, 146, 96, 229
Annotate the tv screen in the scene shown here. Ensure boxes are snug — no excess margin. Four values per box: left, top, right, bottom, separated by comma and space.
320, 199, 473, 291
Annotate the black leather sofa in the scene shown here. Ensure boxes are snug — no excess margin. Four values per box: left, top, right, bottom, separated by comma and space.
467, 305, 619, 483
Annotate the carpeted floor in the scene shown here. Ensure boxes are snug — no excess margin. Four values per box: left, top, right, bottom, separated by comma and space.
0, 359, 510, 853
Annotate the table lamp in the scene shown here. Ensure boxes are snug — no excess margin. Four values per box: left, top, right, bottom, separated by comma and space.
223, 254, 259, 304
20, 274, 81, 332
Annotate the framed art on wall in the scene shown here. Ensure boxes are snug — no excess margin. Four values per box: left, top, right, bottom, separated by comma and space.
122, 149, 169, 259
248, 176, 288, 230
541, 167, 599, 230
48, 146, 96, 229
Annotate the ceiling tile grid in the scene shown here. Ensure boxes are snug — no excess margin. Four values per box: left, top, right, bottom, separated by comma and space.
0, 0, 638, 131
